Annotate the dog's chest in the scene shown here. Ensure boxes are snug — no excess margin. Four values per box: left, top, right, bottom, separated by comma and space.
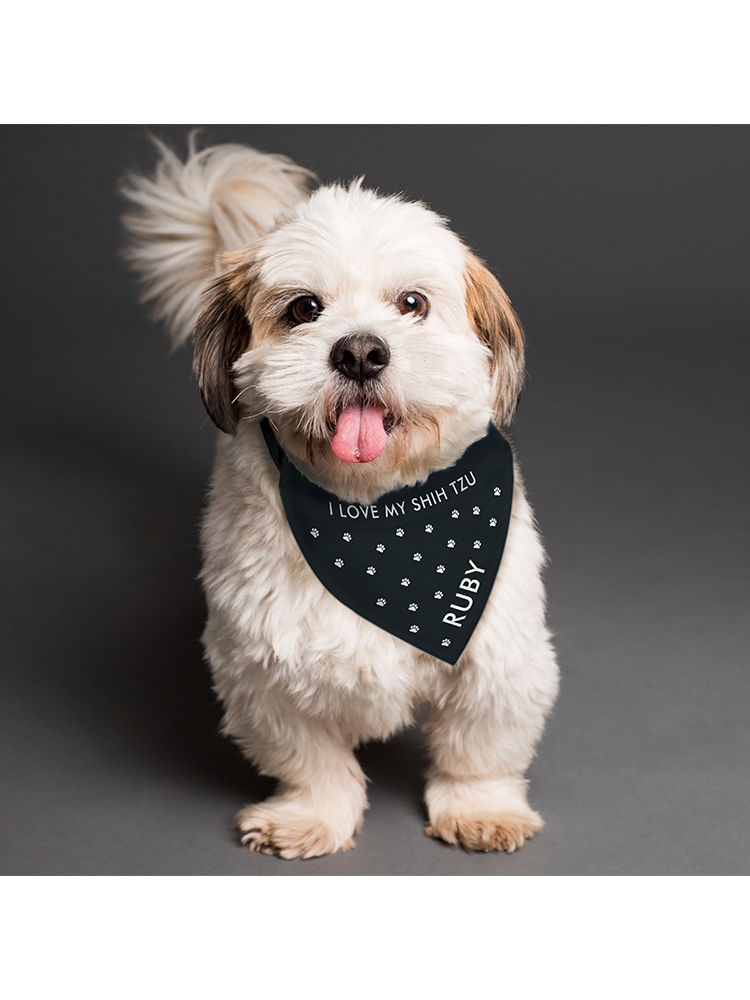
202, 442, 451, 709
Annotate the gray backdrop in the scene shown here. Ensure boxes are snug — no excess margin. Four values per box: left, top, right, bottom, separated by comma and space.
2, 126, 748, 875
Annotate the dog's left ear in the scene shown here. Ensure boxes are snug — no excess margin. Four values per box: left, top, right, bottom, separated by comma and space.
192, 252, 253, 434
464, 250, 525, 427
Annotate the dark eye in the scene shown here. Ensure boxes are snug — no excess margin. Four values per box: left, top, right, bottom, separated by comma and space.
289, 295, 323, 324
397, 291, 428, 318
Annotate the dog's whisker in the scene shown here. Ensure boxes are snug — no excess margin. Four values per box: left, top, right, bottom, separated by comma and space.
231, 385, 254, 405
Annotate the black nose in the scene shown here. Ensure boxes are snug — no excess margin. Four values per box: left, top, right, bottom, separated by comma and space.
330, 334, 390, 383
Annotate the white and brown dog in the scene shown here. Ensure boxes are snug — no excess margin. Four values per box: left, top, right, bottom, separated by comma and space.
122, 138, 559, 859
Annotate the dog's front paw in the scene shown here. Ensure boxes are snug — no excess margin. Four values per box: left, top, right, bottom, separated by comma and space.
424, 774, 543, 853
235, 801, 358, 860
425, 810, 542, 853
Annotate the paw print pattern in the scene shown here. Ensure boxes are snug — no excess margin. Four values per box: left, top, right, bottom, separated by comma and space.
310, 527, 319, 538
441, 638, 451, 647
451, 510, 459, 518
334, 558, 344, 567
343, 532, 352, 542
401, 578, 410, 587
408, 603, 418, 611
446, 539, 456, 548
434, 591, 443, 599
376, 543, 386, 553
436, 565, 445, 574
413, 552, 422, 562
409, 625, 420, 633
472, 506, 480, 515
366, 566, 376, 575
425, 524, 434, 533
473, 540, 481, 549
489, 517, 497, 527
376, 597, 386, 607
494, 487, 502, 496
395, 528, 405, 537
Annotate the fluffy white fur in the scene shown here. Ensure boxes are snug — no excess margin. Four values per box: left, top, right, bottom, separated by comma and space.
121, 135, 315, 346
122, 139, 559, 859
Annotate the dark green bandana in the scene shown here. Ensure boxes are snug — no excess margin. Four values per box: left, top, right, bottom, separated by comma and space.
261, 420, 513, 665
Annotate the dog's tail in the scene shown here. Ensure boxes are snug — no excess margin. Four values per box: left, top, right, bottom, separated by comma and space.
120, 134, 316, 347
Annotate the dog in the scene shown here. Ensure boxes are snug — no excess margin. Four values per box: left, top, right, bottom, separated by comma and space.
121, 136, 559, 859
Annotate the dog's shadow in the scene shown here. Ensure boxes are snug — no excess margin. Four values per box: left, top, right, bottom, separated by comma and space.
356, 710, 430, 812
19, 413, 427, 821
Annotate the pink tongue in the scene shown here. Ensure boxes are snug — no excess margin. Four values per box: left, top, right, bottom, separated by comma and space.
331, 403, 388, 463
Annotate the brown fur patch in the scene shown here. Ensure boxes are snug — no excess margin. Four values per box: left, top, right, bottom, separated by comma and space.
463, 250, 525, 427
192, 258, 254, 434
235, 806, 356, 860
426, 810, 543, 853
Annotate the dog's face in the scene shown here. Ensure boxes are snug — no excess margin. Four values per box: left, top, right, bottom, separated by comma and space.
194, 182, 524, 502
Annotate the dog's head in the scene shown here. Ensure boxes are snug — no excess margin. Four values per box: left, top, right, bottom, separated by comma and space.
193, 181, 524, 501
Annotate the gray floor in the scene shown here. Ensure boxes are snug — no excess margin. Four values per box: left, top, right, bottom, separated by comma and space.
2, 126, 748, 875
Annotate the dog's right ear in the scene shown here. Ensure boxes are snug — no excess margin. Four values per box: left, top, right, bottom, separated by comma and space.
192, 253, 253, 434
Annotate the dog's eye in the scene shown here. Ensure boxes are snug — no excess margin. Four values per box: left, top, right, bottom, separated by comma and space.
397, 291, 428, 318
289, 296, 323, 324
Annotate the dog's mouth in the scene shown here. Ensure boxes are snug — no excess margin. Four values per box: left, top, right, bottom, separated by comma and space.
330, 402, 389, 464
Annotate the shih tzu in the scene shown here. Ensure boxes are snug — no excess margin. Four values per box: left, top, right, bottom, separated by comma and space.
121, 137, 559, 859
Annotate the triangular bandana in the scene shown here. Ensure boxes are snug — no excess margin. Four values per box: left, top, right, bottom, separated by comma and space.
260, 420, 513, 665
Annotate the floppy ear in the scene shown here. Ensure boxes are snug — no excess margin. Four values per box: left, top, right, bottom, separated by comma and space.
192, 254, 252, 434
464, 250, 525, 427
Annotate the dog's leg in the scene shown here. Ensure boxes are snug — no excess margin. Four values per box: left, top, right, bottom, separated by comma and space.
229, 701, 368, 860
423, 643, 558, 853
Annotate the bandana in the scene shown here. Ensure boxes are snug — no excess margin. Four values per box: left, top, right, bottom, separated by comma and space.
260, 420, 513, 665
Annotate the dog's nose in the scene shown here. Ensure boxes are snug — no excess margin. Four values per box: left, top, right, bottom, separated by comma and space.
330, 334, 390, 383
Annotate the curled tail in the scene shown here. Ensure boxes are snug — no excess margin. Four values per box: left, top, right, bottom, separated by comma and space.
120, 135, 315, 346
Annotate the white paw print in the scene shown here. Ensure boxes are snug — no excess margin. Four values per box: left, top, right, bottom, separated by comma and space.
436, 565, 445, 574
446, 539, 455, 548
451, 510, 459, 518
310, 527, 319, 537
494, 486, 502, 496
408, 603, 418, 611
434, 591, 443, 599
366, 566, 376, 575
376, 597, 386, 606
472, 506, 480, 515
376, 543, 386, 553
334, 558, 344, 567
425, 524, 434, 533
395, 528, 405, 537
409, 625, 419, 633
401, 578, 410, 586
473, 540, 481, 549
489, 517, 497, 527
441, 638, 451, 647
413, 552, 422, 562
343, 532, 352, 542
